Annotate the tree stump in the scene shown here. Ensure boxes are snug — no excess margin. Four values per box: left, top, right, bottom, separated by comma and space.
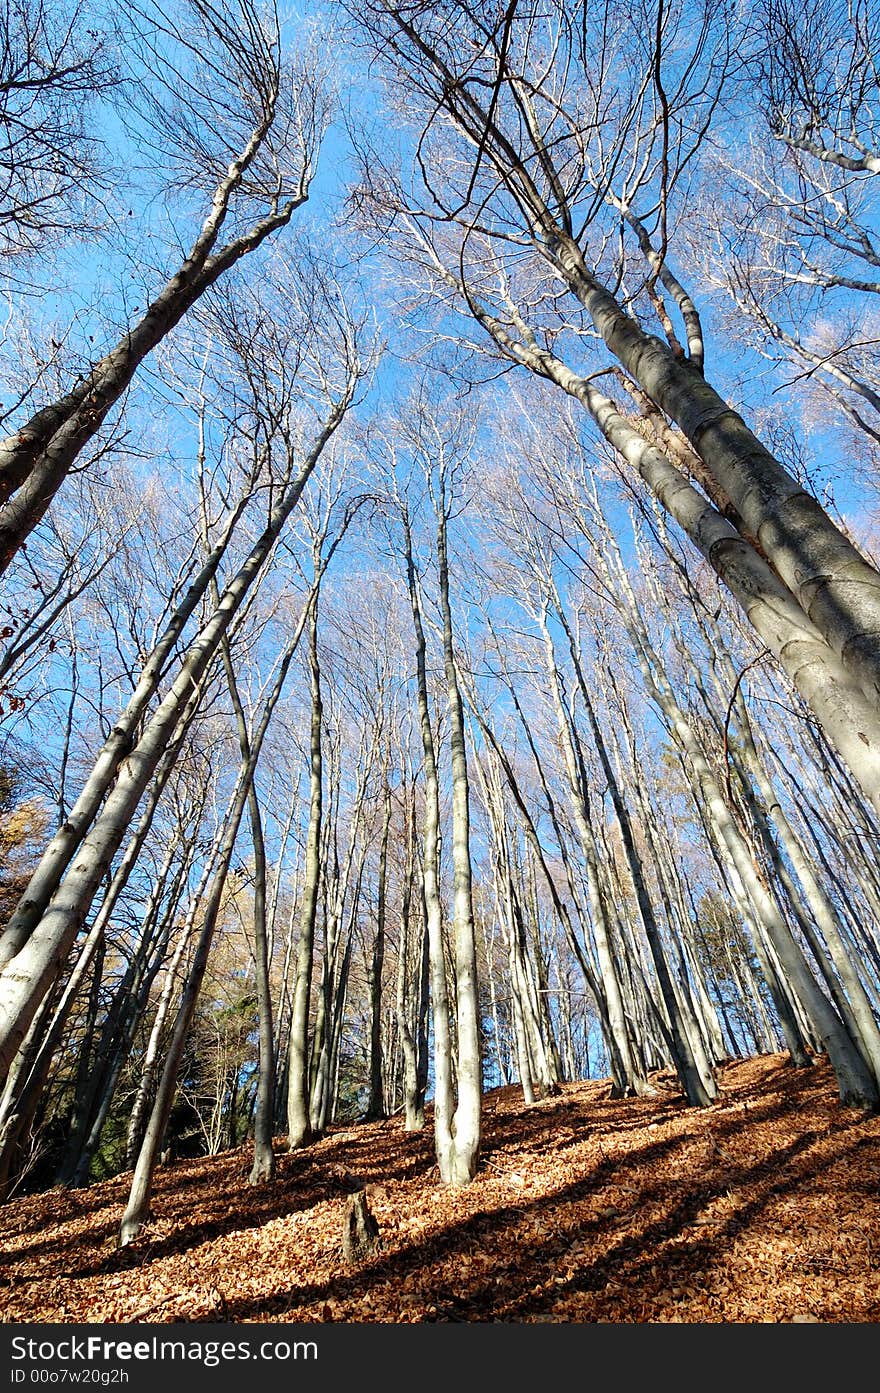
341, 1189, 381, 1263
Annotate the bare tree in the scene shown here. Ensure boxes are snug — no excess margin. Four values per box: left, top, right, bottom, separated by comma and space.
119, 620, 303, 1245
0, 0, 329, 571
0, 267, 368, 1086
349, 0, 880, 811
753, 0, 880, 175
0, 0, 117, 266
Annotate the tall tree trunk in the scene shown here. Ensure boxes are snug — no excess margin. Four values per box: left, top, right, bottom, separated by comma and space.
540, 603, 713, 1106
247, 790, 275, 1183
395, 783, 426, 1130
611, 559, 879, 1106
119, 630, 299, 1244
287, 603, 323, 1153
732, 695, 880, 1088
204, 506, 277, 1183
435, 479, 481, 1184
402, 509, 455, 1177
0, 396, 353, 1084
435, 270, 880, 813
365, 785, 392, 1121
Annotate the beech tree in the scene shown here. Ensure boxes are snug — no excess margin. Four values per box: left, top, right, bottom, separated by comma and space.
0, 0, 328, 572
0, 0, 117, 266
3, 0, 880, 1236
349, 0, 880, 814
0, 258, 368, 1087
377, 393, 482, 1184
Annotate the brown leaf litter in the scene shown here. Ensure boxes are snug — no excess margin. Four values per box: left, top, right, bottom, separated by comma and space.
2, 1054, 879, 1323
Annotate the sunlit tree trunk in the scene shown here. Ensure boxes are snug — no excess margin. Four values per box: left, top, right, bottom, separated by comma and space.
119, 629, 299, 1244
400, 505, 456, 1176
0, 391, 354, 1086
287, 604, 323, 1153
731, 693, 880, 1088
362, 4, 880, 719
365, 784, 392, 1120
607, 548, 879, 1106
415, 248, 880, 817
433, 474, 482, 1182
395, 781, 426, 1130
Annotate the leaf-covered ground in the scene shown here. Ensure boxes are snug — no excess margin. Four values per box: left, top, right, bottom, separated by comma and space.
3, 1054, 879, 1323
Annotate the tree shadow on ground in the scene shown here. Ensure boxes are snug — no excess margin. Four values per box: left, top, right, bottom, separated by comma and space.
3, 1054, 878, 1322
212, 1116, 875, 1322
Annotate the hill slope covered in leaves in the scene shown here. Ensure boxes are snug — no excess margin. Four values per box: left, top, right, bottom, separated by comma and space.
3, 1055, 879, 1323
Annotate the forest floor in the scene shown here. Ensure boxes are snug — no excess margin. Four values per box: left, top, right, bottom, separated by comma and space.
2, 1053, 880, 1323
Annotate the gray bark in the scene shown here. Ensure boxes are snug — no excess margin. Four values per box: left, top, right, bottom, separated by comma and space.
286, 604, 323, 1152
365, 785, 392, 1121
0, 391, 353, 1084
401, 507, 455, 1176
119, 627, 299, 1244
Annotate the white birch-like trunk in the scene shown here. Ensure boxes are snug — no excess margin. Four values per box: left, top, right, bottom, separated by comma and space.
437, 483, 481, 1184
286, 605, 323, 1153
120, 630, 299, 1244
402, 512, 456, 1178
614, 570, 879, 1105
0, 396, 352, 1083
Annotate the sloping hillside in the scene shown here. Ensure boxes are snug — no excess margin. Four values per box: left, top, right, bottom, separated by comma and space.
3, 1055, 879, 1323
